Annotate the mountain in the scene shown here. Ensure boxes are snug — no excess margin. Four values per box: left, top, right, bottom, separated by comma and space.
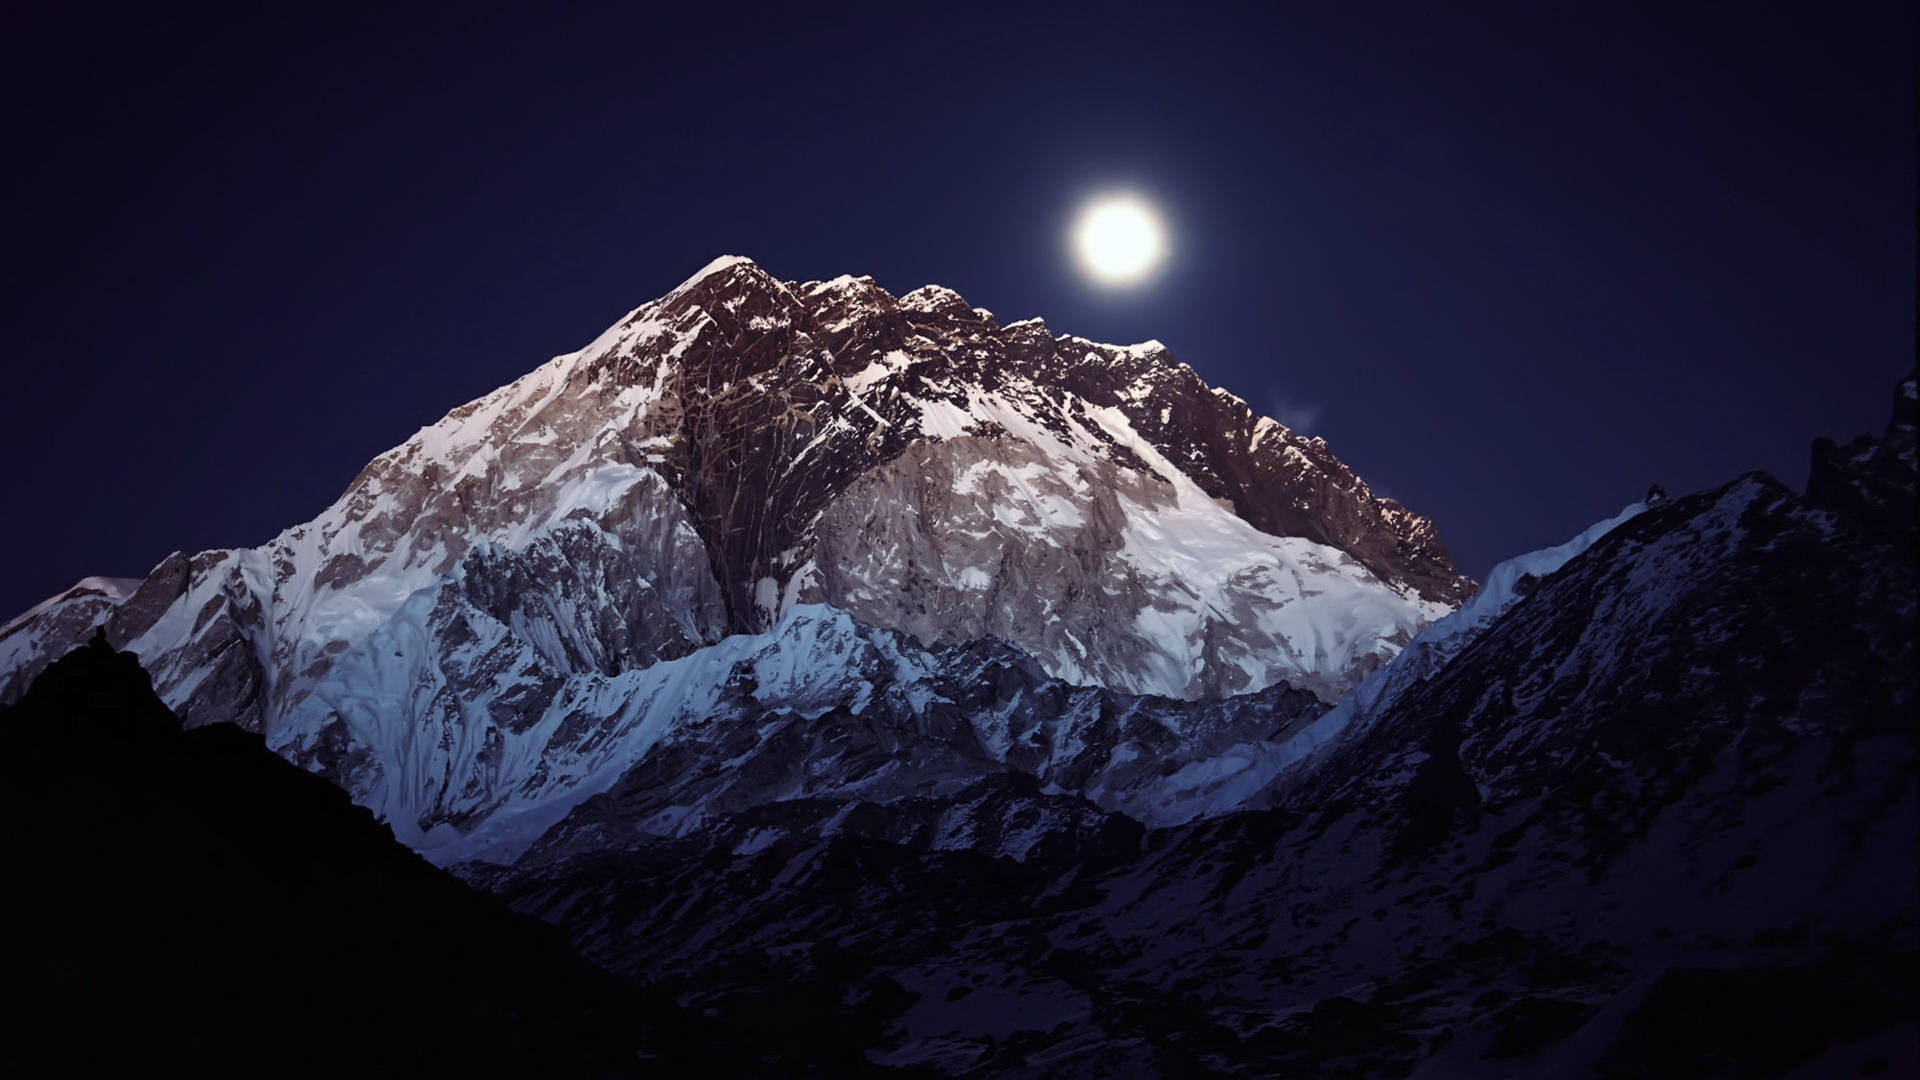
0, 256, 1464, 864
3, 255, 1911, 1077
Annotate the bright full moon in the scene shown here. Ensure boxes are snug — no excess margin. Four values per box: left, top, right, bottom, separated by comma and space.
1072, 195, 1166, 286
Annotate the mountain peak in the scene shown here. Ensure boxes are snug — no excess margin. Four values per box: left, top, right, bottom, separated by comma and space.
899, 283, 974, 317
2, 258, 1475, 871
675, 253, 760, 290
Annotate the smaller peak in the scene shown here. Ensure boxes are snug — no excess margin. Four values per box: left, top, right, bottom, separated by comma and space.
803, 274, 878, 294
2, 573, 144, 635
1060, 334, 1182, 373
900, 284, 972, 317
1003, 316, 1050, 334
75, 576, 143, 600
800, 274, 902, 334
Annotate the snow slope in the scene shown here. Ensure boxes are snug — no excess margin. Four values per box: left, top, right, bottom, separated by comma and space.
1099, 499, 1647, 826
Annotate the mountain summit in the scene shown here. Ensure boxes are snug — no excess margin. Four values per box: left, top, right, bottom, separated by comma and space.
1, 257, 1466, 861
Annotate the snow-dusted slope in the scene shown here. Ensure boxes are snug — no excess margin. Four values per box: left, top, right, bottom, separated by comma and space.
1020, 500, 1648, 828
271, 598, 1308, 867
1262, 497, 1650, 782
0, 255, 1467, 862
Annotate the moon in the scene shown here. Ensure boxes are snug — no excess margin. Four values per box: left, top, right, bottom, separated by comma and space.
1072, 194, 1167, 286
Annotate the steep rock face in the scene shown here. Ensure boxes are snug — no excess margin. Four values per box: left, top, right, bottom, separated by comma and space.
809, 435, 1433, 701
269, 505, 731, 865
1052, 332, 1468, 606
582, 258, 1469, 632
0, 554, 277, 732
305, 598, 1325, 868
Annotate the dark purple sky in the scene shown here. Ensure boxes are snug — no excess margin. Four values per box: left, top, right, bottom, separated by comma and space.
2, 1, 1913, 619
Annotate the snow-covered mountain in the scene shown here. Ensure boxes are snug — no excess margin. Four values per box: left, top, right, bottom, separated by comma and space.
0, 256, 1465, 864
3, 252, 1910, 1076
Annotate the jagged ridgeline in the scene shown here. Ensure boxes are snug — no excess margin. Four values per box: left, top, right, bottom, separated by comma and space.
0, 256, 1467, 864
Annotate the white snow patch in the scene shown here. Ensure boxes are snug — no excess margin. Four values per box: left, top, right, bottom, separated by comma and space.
675, 254, 756, 292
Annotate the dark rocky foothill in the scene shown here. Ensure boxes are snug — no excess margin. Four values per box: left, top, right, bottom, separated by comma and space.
0, 632, 936, 1078
0, 633, 638, 1075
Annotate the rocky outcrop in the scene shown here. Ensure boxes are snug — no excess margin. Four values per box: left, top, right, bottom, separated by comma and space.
1807, 368, 1916, 538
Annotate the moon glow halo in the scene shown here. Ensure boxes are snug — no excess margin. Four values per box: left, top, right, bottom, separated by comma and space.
1072, 195, 1167, 286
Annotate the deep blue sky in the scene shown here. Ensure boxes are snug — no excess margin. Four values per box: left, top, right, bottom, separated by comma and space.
2, 1, 1913, 619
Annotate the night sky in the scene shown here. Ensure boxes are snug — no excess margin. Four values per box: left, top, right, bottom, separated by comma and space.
2, 1, 1912, 620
